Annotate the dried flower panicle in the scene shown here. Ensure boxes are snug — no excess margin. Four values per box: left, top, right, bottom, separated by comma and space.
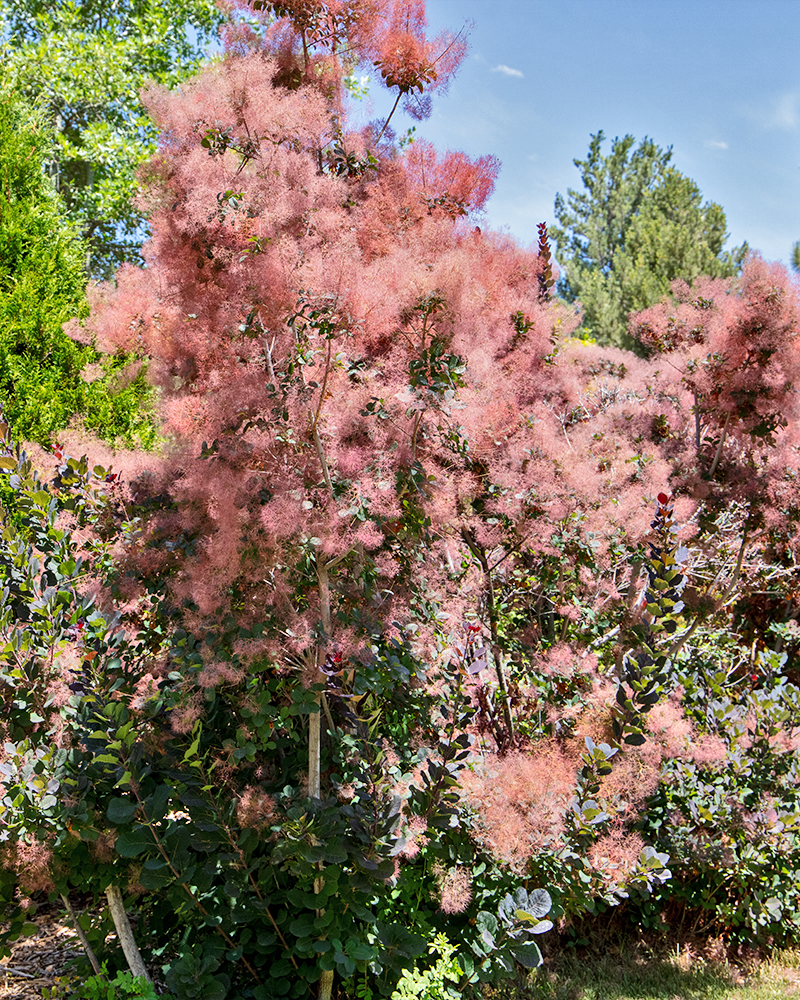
431, 861, 472, 914
236, 787, 277, 832
461, 745, 576, 871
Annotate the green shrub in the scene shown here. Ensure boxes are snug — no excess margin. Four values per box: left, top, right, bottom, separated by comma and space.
43, 966, 171, 1000
0, 87, 155, 447
390, 933, 461, 1000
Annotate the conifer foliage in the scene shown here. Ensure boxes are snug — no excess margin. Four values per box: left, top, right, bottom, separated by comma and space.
552, 132, 748, 347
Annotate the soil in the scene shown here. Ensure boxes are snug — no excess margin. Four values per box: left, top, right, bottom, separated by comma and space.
0, 904, 81, 999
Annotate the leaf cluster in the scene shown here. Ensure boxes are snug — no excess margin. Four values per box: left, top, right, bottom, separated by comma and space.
0, 87, 156, 445
1, 0, 225, 274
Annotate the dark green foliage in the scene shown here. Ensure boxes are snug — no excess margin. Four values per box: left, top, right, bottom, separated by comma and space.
0, 428, 543, 997
0, 89, 155, 446
476, 887, 553, 972
613, 492, 687, 747
638, 647, 800, 946
552, 132, 747, 347
2, 302, 800, 993
614, 169, 746, 316
1, 389, 798, 995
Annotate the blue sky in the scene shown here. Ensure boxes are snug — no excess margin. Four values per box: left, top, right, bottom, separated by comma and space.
354, 0, 799, 267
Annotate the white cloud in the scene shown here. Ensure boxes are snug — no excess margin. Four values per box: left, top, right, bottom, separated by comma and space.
746, 92, 799, 130
705, 140, 728, 150
767, 92, 798, 129
491, 64, 524, 79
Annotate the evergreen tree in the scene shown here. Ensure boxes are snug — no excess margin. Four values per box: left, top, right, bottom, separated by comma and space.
0, 89, 155, 446
552, 131, 747, 348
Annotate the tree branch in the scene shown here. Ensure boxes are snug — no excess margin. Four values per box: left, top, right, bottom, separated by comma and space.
374, 91, 402, 145
460, 528, 514, 743
61, 894, 102, 977
708, 410, 732, 479
105, 885, 150, 983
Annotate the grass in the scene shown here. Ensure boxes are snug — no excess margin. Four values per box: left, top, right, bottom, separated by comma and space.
482, 943, 800, 1000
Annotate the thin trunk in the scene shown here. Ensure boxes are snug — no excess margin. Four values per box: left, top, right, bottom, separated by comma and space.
263, 332, 276, 384
311, 340, 335, 497
694, 392, 702, 459
308, 368, 350, 1000
318, 970, 334, 1000
309, 549, 349, 784
309, 567, 325, 801
708, 411, 732, 479
477, 683, 505, 747
627, 559, 642, 610
322, 692, 335, 734
374, 91, 403, 145
493, 650, 515, 742
670, 527, 749, 659
308, 704, 322, 799
105, 885, 151, 983
461, 529, 514, 743
61, 893, 102, 976
411, 411, 423, 459
313, 564, 334, 1000
312, 425, 333, 497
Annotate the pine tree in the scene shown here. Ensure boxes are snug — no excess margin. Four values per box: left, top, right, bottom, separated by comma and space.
552, 131, 747, 348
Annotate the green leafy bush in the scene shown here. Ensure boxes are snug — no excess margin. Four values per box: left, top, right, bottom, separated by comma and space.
0, 87, 155, 447
44, 967, 170, 1000
390, 933, 461, 1000
638, 648, 800, 945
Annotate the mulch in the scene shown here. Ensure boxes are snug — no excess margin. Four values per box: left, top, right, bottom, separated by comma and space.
0, 904, 82, 999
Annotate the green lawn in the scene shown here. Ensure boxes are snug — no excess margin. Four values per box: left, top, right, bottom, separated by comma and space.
484, 947, 800, 1000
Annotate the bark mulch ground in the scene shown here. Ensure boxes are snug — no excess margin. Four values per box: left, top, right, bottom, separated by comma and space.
0, 904, 81, 999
